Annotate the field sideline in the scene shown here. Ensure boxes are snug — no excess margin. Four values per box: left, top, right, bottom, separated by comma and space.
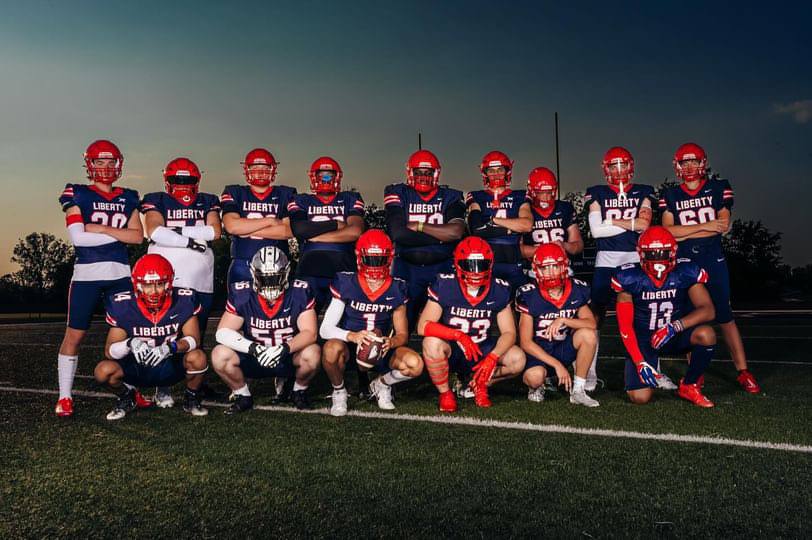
2, 316, 811, 538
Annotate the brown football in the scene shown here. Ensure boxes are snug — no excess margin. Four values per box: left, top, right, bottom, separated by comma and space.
356, 328, 384, 369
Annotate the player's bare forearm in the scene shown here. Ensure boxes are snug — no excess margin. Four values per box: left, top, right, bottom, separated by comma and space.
96, 225, 144, 244
563, 317, 596, 331
493, 216, 532, 233
287, 329, 317, 353
411, 221, 465, 242
563, 239, 583, 255
491, 331, 516, 358
223, 214, 278, 236
522, 338, 560, 370
681, 284, 716, 328
520, 242, 536, 259
389, 331, 408, 349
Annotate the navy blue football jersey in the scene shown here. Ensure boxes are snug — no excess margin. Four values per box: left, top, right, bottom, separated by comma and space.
329, 272, 409, 333
427, 274, 511, 343
466, 189, 527, 247
522, 200, 577, 248
220, 184, 297, 259
611, 262, 708, 333
584, 184, 655, 252
515, 279, 591, 346
660, 179, 734, 258
384, 183, 465, 258
226, 279, 315, 346
59, 183, 140, 265
288, 191, 365, 251
105, 288, 201, 347
140, 191, 221, 228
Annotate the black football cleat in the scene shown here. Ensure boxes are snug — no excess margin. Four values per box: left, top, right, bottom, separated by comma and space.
224, 395, 254, 415
291, 389, 312, 410
198, 382, 222, 400
271, 378, 294, 405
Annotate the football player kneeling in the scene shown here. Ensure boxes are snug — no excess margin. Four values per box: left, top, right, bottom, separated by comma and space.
211, 247, 320, 414
319, 230, 423, 416
95, 254, 208, 420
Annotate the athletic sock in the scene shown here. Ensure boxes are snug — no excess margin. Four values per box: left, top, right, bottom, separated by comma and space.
684, 345, 714, 385
293, 381, 308, 392
57, 354, 78, 399
382, 369, 411, 386
234, 384, 251, 397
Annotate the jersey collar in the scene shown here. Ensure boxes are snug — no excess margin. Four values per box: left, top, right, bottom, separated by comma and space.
415, 187, 438, 202
607, 183, 633, 195
258, 292, 285, 318
485, 188, 512, 208
89, 184, 124, 200
539, 279, 572, 309
358, 274, 392, 303
533, 200, 556, 218
250, 185, 274, 200
137, 295, 172, 325
459, 279, 491, 307
680, 179, 707, 196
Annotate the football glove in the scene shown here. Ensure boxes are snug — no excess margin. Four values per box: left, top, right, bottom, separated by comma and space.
471, 352, 499, 387
128, 338, 152, 365
650, 319, 684, 350
454, 331, 483, 362
144, 343, 172, 367
250, 342, 290, 368
637, 361, 661, 388
187, 238, 207, 253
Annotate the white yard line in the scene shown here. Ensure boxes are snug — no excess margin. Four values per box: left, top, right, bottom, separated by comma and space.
2, 384, 810, 454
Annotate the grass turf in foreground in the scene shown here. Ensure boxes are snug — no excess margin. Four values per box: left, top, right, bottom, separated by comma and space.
1, 393, 811, 539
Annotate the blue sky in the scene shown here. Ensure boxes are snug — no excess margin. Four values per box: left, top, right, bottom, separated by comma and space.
1, 1, 810, 274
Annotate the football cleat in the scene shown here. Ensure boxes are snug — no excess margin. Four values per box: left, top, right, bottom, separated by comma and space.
473, 383, 492, 408
182, 389, 208, 416
153, 387, 175, 408
570, 388, 600, 407
134, 390, 153, 408
224, 395, 254, 415
369, 377, 395, 411
198, 382, 222, 400
656, 373, 678, 391
55, 397, 74, 417
106, 389, 136, 421
438, 390, 457, 413
454, 374, 475, 399
291, 389, 312, 410
736, 370, 761, 393
330, 388, 349, 417
678, 379, 715, 408
271, 377, 294, 405
527, 386, 545, 403
584, 378, 604, 393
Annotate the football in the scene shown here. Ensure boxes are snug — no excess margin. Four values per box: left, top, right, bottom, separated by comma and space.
356, 328, 384, 369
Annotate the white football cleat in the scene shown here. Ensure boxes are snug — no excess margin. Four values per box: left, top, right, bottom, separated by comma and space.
370, 378, 395, 410
330, 388, 348, 417
570, 388, 600, 407
527, 386, 545, 403
656, 373, 678, 391
153, 387, 175, 408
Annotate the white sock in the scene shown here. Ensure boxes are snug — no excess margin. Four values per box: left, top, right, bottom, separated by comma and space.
573, 376, 586, 392
57, 354, 78, 399
274, 377, 286, 395
293, 381, 308, 392
123, 382, 135, 391
332, 382, 345, 391
382, 369, 411, 386
234, 384, 251, 397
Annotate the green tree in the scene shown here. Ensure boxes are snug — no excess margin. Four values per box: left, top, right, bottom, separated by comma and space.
722, 219, 783, 301
9, 233, 74, 314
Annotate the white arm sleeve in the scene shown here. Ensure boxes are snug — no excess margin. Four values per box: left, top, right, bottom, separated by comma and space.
108, 339, 131, 360
319, 298, 350, 342
215, 327, 254, 354
181, 225, 215, 241
150, 226, 190, 247
588, 212, 626, 238
67, 222, 117, 247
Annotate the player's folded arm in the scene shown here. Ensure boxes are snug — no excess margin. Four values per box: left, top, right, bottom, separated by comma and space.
385, 206, 441, 246
289, 211, 339, 242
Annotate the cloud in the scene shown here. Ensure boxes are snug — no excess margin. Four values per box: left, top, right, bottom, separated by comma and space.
772, 99, 812, 124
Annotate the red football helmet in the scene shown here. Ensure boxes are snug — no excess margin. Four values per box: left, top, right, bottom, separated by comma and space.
602, 146, 634, 187
673, 142, 707, 183
163, 157, 201, 205
406, 150, 441, 193
527, 167, 558, 209
84, 139, 123, 184
355, 229, 394, 281
532, 243, 569, 290
480, 150, 513, 188
132, 254, 174, 312
637, 226, 677, 286
309, 156, 342, 195
242, 148, 278, 187
454, 236, 494, 291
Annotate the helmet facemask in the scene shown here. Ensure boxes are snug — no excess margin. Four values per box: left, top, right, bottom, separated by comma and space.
250, 247, 290, 303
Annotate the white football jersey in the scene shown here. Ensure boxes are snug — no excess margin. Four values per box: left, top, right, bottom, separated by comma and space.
147, 244, 214, 293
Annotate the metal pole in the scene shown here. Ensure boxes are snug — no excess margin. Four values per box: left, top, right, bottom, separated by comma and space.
418, 132, 422, 150
554, 112, 560, 196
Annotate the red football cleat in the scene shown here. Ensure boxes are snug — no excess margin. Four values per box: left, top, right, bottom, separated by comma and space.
473, 383, 492, 408
134, 390, 153, 408
736, 370, 761, 393
678, 379, 715, 408
438, 390, 457, 413
55, 397, 74, 417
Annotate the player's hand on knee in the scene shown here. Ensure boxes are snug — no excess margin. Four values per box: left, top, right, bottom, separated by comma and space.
454, 332, 482, 362
637, 361, 661, 387
250, 342, 289, 368
128, 338, 151, 364
650, 320, 683, 350
472, 352, 499, 387
144, 343, 171, 366
554, 364, 572, 392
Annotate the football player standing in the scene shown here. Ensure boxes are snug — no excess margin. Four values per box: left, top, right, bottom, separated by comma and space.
612, 227, 717, 407
220, 148, 296, 286
516, 244, 598, 407
140, 157, 222, 407
466, 151, 532, 289
211, 247, 320, 413
95, 254, 208, 420
384, 149, 466, 331
418, 237, 525, 412
319, 230, 423, 415
56, 140, 144, 417
660, 143, 760, 393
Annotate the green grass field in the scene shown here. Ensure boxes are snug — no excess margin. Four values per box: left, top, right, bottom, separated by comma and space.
1, 315, 811, 539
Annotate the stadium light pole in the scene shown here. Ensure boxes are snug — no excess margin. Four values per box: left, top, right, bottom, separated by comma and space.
555, 112, 561, 195
418, 132, 422, 150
